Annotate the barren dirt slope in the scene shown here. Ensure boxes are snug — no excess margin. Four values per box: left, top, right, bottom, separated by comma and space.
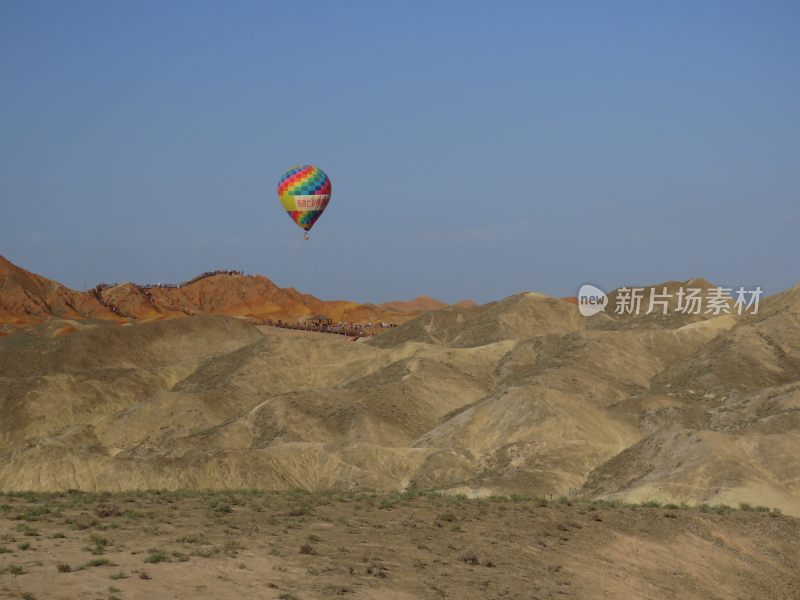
1, 491, 798, 600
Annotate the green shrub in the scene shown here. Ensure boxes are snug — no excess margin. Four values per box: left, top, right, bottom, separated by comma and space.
84, 558, 113, 568
144, 550, 167, 564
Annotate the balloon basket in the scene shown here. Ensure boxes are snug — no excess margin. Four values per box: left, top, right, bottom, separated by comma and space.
303, 232, 309, 241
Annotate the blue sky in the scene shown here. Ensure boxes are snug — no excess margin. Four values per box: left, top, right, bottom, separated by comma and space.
1, 1, 798, 303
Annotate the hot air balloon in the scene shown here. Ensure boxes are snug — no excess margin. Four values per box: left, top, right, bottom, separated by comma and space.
277, 165, 331, 240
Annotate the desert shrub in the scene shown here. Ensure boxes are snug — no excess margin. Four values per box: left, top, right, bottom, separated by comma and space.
322, 584, 354, 595
190, 546, 220, 558
84, 558, 113, 568
86, 533, 109, 555
15, 506, 50, 521
436, 512, 456, 523
287, 505, 311, 517
365, 561, 388, 578
176, 534, 208, 544
299, 543, 316, 555
144, 550, 167, 563
171, 551, 190, 562
69, 517, 99, 530
16, 523, 40, 537
95, 505, 121, 518
222, 539, 243, 556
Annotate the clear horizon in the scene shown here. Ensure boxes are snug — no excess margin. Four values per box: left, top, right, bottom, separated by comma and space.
1, 2, 798, 304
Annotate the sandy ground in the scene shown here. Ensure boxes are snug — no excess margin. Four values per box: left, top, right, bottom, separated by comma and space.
0, 491, 798, 600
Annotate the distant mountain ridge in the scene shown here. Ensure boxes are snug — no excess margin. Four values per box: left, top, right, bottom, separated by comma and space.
0, 255, 463, 328
377, 295, 479, 313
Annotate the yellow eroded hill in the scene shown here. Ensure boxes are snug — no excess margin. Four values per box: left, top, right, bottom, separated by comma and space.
2, 280, 799, 518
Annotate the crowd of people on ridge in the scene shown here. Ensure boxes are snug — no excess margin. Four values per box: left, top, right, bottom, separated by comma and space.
260, 318, 398, 339
93, 269, 244, 293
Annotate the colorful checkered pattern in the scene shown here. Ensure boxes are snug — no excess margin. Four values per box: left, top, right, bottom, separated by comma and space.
277, 165, 332, 232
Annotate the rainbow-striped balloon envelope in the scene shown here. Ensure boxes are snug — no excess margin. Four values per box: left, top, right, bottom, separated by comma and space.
277, 165, 332, 239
